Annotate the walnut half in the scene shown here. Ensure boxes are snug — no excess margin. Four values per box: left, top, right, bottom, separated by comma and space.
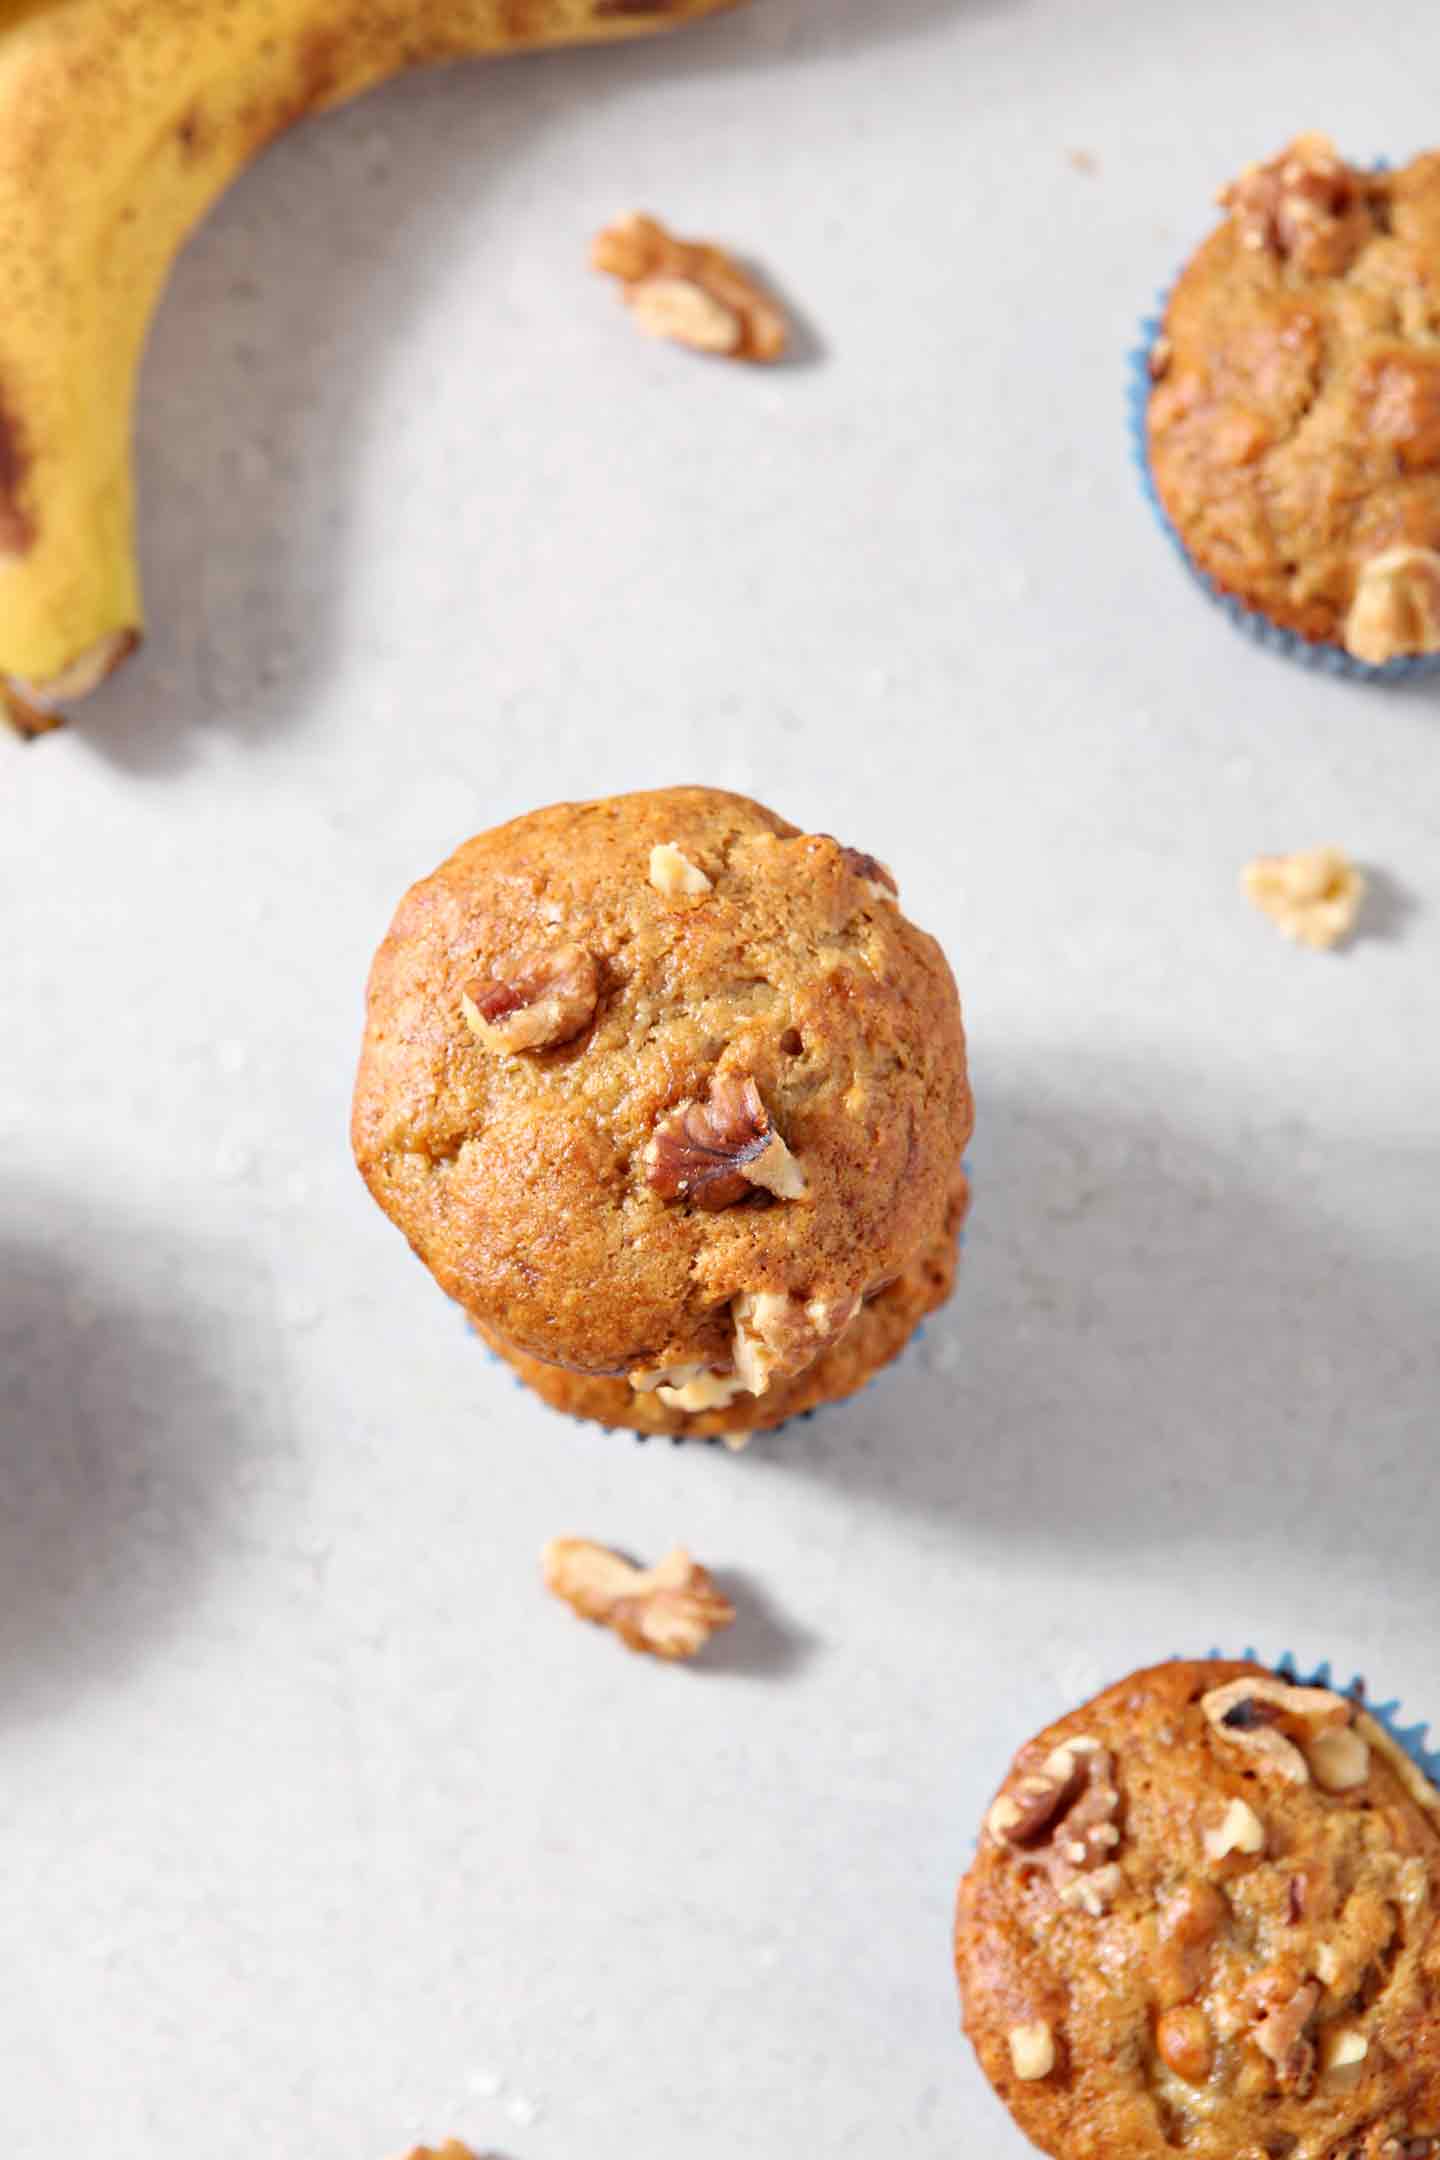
542, 1538, 735, 1661
460, 943, 599, 1052
644, 1074, 806, 1209
593, 213, 788, 362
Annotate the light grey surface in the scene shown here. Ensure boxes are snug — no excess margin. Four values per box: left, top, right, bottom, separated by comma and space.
4, 1, 1439, 2153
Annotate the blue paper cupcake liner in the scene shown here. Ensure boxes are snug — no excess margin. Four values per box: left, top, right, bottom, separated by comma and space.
1208, 1646, 1440, 1790
1129, 292, 1440, 685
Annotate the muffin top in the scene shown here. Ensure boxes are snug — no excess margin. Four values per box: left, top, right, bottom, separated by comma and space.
1148, 136, 1440, 661
956, 1659, 1440, 2160
352, 788, 970, 1398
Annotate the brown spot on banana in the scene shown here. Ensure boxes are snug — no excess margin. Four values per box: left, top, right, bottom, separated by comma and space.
0, 395, 33, 556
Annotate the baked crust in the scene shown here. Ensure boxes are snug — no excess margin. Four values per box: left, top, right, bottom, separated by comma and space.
1148, 140, 1440, 653
956, 1658, 1440, 2160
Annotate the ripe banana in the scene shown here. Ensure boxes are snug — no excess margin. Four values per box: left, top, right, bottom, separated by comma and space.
0, 0, 738, 735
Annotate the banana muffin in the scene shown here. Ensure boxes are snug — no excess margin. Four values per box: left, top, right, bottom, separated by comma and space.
1147, 135, 1440, 666
956, 1658, 1440, 2160
351, 787, 972, 1443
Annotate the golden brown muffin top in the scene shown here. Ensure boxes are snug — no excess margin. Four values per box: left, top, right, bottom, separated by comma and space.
956, 1659, 1440, 2160
352, 788, 970, 1393
1147, 137, 1440, 658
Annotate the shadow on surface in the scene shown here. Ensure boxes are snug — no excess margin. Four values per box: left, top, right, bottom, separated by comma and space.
0, 1200, 267, 1725
701, 1565, 819, 1679
770, 1080, 1439, 1582
80, 0, 986, 771
1355, 863, 1419, 945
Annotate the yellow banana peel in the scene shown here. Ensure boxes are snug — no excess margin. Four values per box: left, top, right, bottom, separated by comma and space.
0, 0, 738, 735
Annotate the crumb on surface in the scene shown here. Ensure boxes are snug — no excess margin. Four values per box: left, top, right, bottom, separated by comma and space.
1242, 846, 1365, 949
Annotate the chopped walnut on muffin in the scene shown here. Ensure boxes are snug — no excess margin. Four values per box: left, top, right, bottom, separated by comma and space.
956, 1659, 1440, 2160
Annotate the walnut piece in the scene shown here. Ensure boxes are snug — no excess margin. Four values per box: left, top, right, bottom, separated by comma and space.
542, 1539, 735, 1661
1204, 1795, 1266, 1862
1322, 2026, 1370, 2077
1220, 133, 1371, 276
1202, 1675, 1354, 1783
1242, 847, 1365, 951
990, 1735, 1124, 1915
1007, 2021, 1055, 2081
628, 1360, 752, 1414
731, 1286, 858, 1396
644, 1075, 805, 1210
593, 212, 788, 363
1308, 1725, 1370, 1792
461, 943, 598, 1053
648, 840, 712, 898
1344, 545, 1440, 664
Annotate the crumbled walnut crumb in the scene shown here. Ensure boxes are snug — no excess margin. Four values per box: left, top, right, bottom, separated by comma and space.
648, 840, 712, 898
1242, 847, 1365, 951
1344, 545, 1440, 664
460, 943, 599, 1053
644, 1075, 805, 1210
628, 1361, 751, 1414
593, 212, 788, 362
542, 1538, 735, 1661
1008, 2020, 1056, 2081
1058, 1862, 1123, 1917
1204, 1795, 1267, 1862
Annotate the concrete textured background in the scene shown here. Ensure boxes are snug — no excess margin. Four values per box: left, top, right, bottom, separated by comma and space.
3, 0, 1438, 2152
